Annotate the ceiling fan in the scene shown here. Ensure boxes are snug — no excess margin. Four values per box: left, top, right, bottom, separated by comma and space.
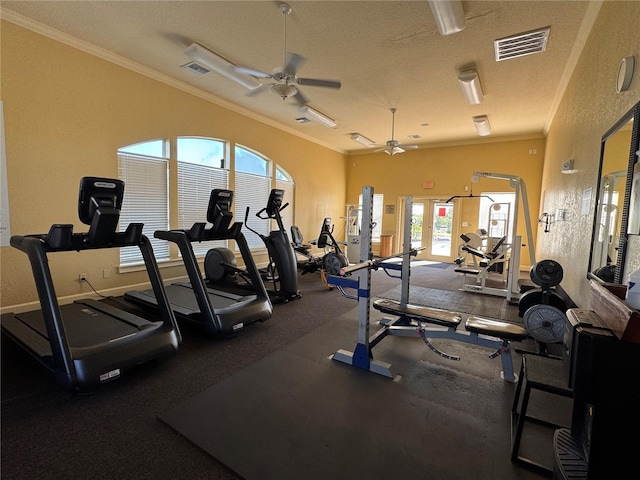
233, 2, 341, 106
376, 108, 419, 155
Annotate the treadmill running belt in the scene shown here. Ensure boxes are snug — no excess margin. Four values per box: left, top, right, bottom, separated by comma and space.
17, 303, 141, 348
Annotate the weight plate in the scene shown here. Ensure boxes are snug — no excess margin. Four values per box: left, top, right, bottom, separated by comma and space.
530, 259, 564, 287
518, 288, 567, 317
523, 304, 567, 343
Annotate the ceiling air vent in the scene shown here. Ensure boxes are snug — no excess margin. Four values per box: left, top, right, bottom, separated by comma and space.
181, 61, 210, 75
494, 27, 550, 62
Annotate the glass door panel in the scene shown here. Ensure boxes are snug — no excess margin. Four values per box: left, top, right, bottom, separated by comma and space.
430, 202, 453, 259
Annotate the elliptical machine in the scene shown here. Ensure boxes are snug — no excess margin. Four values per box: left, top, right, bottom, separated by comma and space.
243, 189, 301, 302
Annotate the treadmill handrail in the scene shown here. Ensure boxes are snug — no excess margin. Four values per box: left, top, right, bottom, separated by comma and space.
10, 235, 75, 385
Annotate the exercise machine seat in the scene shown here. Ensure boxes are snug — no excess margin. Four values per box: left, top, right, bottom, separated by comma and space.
373, 298, 461, 329
465, 316, 528, 341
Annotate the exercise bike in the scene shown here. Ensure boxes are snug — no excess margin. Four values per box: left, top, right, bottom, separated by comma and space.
242, 189, 301, 302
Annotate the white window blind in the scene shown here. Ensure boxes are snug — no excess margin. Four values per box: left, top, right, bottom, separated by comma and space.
276, 178, 294, 234
359, 193, 384, 242
177, 161, 229, 256
234, 171, 270, 249
118, 153, 169, 265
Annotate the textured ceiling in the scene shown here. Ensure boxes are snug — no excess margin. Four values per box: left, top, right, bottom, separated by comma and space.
1, 1, 594, 153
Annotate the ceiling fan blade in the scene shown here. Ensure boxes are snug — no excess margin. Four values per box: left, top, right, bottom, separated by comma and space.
296, 78, 342, 89
283, 52, 306, 75
292, 89, 310, 106
234, 65, 272, 78
399, 144, 419, 149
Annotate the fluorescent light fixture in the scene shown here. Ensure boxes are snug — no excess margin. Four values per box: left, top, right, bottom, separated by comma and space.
458, 70, 483, 105
184, 43, 262, 90
473, 115, 491, 136
351, 133, 376, 148
428, 0, 466, 36
298, 106, 336, 128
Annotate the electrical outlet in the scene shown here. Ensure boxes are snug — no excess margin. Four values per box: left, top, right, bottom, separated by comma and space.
78, 273, 86, 282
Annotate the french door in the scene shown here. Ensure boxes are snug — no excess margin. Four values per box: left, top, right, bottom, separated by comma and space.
400, 197, 458, 262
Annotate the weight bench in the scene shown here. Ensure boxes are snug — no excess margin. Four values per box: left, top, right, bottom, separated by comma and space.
373, 298, 528, 382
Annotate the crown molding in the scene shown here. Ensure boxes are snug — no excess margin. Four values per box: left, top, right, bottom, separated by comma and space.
0, 10, 345, 155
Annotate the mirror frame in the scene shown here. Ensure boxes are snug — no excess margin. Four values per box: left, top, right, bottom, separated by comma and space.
588, 101, 640, 284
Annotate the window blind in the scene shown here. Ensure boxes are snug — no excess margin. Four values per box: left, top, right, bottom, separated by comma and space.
178, 161, 229, 256
276, 178, 294, 234
234, 171, 270, 250
118, 154, 169, 265
359, 193, 384, 242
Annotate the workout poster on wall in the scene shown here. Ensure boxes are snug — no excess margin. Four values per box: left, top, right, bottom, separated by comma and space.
0, 101, 11, 247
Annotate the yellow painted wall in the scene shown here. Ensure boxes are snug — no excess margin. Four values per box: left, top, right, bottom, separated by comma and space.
0, 21, 346, 310
347, 137, 545, 265
538, 0, 640, 307
2, 1, 640, 313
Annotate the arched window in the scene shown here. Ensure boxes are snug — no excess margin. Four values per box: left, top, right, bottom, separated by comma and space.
117, 138, 295, 267
118, 139, 169, 265
177, 137, 228, 255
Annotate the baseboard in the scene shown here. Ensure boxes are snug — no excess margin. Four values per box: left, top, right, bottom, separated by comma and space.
1, 275, 188, 315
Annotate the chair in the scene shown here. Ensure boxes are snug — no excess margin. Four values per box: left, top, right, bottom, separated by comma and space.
290, 225, 322, 274
511, 353, 573, 475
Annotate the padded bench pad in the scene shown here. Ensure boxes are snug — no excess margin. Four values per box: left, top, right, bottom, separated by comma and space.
373, 299, 461, 328
454, 268, 481, 275
465, 316, 528, 341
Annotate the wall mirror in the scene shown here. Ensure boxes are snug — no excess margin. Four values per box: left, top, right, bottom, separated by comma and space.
589, 101, 640, 284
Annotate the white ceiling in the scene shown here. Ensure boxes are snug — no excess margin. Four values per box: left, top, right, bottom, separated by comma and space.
1, 1, 595, 153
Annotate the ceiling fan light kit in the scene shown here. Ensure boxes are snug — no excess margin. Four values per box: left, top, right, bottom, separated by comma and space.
458, 70, 484, 104
271, 83, 298, 100
385, 146, 405, 156
351, 134, 376, 148
473, 115, 491, 136
299, 105, 336, 128
428, 0, 466, 36
183, 43, 262, 90
374, 108, 419, 155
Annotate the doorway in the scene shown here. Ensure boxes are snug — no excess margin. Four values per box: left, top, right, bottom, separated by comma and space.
401, 197, 458, 262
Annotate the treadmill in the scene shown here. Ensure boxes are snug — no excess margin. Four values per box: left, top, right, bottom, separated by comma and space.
125, 189, 272, 336
1, 177, 181, 392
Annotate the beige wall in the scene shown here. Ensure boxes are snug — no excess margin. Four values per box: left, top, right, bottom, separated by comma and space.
538, 0, 640, 307
0, 21, 346, 310
2, 0, 639, 312
347, 136, 545, 264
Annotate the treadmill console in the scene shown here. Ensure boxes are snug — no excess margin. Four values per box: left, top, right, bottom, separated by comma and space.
78, 177, 124, 225
78, 177, 125, 246
207, 189, 234, 233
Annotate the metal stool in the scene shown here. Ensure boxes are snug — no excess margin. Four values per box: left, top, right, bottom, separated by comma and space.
511, 353, 573, 475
